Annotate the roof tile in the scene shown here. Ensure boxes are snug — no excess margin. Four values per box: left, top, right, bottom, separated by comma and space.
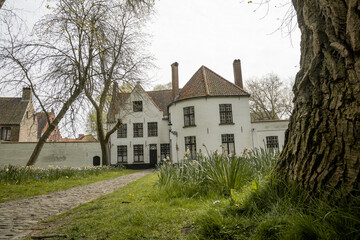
0, 98, 28, 125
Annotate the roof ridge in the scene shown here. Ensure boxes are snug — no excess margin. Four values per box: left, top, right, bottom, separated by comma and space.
201, 66, 210, 95
146, 89, 173, 93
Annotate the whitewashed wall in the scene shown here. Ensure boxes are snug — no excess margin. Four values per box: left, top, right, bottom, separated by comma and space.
251, 120, 289, 151
19, 101, 38, 142
0, 142, 101, 168
168, 96, 252, 163
109, 85, 170, 165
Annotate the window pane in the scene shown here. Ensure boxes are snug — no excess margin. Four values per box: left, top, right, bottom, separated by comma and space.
266, 136, 279, 149
219, 104, 233, 124
184, 106, 195, 127
117, 124, 127, 138
148, 122, 158, 137
133, 101, 143, 112
133, 123, 143, 137
117, 145, 127, 163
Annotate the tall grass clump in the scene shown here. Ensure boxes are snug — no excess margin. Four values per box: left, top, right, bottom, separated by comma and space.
0, 165, 123, 184
196, 176, 360, 240
156, 148, 278, 198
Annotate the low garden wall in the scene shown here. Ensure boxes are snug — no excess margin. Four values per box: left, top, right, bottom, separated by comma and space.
0, 142, 102, 168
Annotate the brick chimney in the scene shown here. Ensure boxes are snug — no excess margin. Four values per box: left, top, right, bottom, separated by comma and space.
233, 59, 243, 89
22, 87, 32, 101
171, 62, 179, 100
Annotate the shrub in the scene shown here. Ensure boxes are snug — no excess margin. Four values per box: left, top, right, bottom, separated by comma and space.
156, 148, 278, 198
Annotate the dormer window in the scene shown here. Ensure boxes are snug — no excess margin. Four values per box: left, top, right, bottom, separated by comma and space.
133, 101, 143, 112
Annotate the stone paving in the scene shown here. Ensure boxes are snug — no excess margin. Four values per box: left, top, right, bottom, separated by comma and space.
0, 169, 153, 240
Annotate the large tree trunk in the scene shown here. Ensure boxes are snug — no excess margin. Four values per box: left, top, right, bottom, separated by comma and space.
276, 0, 360, 196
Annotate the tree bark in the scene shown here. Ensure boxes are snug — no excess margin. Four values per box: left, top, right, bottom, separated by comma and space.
276, 0, 360, 196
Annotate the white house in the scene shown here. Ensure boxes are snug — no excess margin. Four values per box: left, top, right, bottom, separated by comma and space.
108, 60, 289, 168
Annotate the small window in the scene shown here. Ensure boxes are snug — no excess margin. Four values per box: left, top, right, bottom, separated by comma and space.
148, 122, 158, 137
183, 106, 195, 127
160, 144, 170, 161
184, 136, 196, 159
266, 136, 279, 149
219, 104, 233, 124
133, 144, 144, 162
117, 124, 127, 138
117, 145, 127, 163
221, 134, 235, 155
1, 127, 11, 141
133, 123, 143, 137
133, 101, 143, 112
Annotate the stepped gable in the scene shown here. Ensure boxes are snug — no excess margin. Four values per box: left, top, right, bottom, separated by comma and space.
107, 88, 173, 120
0, 98, 28, 124
147, 89, 173, 117
176, 66, 249, 102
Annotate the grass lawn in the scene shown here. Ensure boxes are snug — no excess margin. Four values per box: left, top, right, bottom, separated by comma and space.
0, 168, 137, 203
29, 173, 228, 239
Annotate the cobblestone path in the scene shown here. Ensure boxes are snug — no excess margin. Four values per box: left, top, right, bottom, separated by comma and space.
0, 169, 153, 240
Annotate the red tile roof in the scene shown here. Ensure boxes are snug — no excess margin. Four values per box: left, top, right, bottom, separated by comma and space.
107, 65, 249, 119
0, 98, 28, 125
147, 90, 173, 117
175, 66, 249, 102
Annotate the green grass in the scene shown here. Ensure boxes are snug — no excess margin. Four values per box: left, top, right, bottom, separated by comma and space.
19, 150, 360, 239
31, 174, 225, 239
195, 176, 360, 240
0, 166, 137, 202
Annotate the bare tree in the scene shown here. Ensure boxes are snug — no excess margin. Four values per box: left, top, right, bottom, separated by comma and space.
0, 0, 150, 166
0, 0, 99, 165
81, 1, 152, 166
246, 73, 293, 121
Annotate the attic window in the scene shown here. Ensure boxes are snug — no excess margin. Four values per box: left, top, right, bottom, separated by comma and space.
133, 101, 143, 112
1, 127, 11, 141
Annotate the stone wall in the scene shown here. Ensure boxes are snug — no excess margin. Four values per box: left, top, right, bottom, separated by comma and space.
0, 142, 102, 168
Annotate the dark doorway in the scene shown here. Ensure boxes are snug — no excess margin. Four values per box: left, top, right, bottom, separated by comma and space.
149, 144, 157, 168
93, 156, 100, 166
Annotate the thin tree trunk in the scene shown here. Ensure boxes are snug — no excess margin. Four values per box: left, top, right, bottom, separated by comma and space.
0, 0, 5, 9
26, 88, 82, 166
276, 0, 360, 196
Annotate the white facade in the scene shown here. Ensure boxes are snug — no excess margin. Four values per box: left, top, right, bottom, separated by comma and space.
108, 62, 289, 167
168, 96, 252, 163
251, 120, 289, 151
109, 85, 169, 166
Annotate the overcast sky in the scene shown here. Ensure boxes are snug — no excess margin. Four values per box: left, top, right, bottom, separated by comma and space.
3, 0, 300, 90
145, 0, 301, 89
